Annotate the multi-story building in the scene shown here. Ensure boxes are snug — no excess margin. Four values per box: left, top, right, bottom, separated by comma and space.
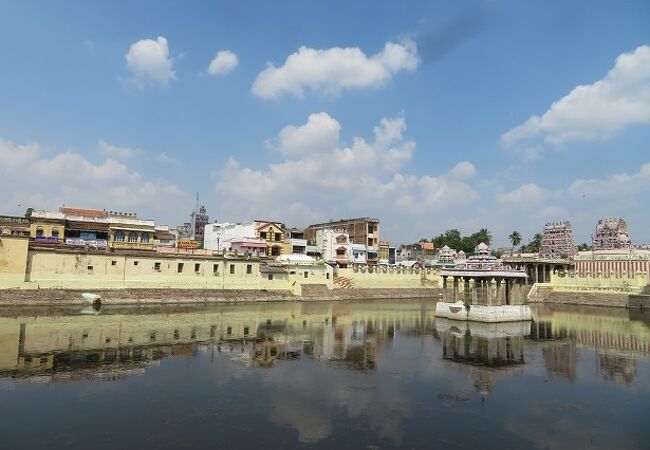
305, 217, 380, 265
190, 205, 209, 245
314, 229, 352, 267
27, 207, 156, 251
592, 217, 632, 250
538, 221, 578, 259
203, 220, 286, 257
284, 228, 307, 255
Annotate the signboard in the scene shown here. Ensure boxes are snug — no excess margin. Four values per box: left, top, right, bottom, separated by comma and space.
65, 238, 108, 248
177, 240, 200, 249
35, 237, 59, 244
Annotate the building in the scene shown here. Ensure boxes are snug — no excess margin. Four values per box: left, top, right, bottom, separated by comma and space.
592, 217, 632, 250
284, 228, 307, 255
538, 221, 578, 259
26, 207, 156, 251
203, 222, 266, 256
153, 226, 177, 248
203, 220, 286, 257
574, 248, 650, 279
190, 205, 209, 245
305, 217, 380, 265
438, 242, 529, 315
313, 229, 352, 267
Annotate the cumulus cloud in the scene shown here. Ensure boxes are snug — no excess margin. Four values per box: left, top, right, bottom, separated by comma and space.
0, 136, 189, 221
567, 162, 650, 198
215, 113, 478, 224
252, 39, 420, 99
274, 112, 341, 157
97, 139, 143, 159
497, 183, 546, 206
207, 50, 239, 76
125, 36, 175, 87
502, 45, 650, 146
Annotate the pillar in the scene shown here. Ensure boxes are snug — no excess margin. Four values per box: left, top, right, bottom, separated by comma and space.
464, 277, 470, 303
495, 278, 502, 306
533, 264, 539, 284
505, 279, 511, 305
453, 277, 459, 302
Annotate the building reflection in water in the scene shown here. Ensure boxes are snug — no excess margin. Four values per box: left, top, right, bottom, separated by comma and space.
530, 304, 650, 384
0, 301, 437, 382
437, 319, 530, 396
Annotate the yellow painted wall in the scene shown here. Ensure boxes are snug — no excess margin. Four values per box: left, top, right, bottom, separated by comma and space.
0, 236, 28, 288
336, 267, 440, 289
29, 221, 65, 239
549, 271, 648, 294
20, 251, 261, 290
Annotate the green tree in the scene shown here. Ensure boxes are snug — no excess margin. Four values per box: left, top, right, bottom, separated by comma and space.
509, 231, 522, 254
521, 233, 543, 253
577, 242, 592, 251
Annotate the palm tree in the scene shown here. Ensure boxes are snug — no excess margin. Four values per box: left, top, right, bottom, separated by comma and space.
509, 231, 522, 255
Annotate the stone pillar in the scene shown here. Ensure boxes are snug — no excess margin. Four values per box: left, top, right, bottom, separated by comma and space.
495, 278, 502, 306
464, 277, 471, 303
505, 279, 511, 305
453, 277, 459, 302
533, 264, 539, 284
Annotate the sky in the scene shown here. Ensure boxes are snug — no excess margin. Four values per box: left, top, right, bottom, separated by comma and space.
1, 0, 649, 247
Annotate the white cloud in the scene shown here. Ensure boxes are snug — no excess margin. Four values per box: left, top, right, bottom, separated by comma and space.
207, 50, 239, 76
215, 114, 478, 224
0, 136, 189, 221
497, 183, 546, 205
252, 39, 420, 99
125, 36, 175, 87
502, 45, 650, 146
275, 112, 341, 157
157, 152, 181, 166
97, 139, 143, 159
448, 161, 477, 180
567, 162, 650, 198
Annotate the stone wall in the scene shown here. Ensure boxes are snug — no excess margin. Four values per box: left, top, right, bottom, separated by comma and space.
533, 291, 630, 308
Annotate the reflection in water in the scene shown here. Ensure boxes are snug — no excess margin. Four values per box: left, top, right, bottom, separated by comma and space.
0, 301, 649, 449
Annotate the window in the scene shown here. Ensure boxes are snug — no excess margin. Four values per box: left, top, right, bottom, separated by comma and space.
195, 263, 201, 273
114, 231, 125, 242
260, 231, 267, 239
246, 264, 252, 274
35, 227, 43, 237
243, 327, 249, 335
304, 271, 309, 279
141, 232, 150, 244
177, 262, 184, 273
129, 232, 138, 243
368, 238, 373, 246
289, 271, 296, 275
326, 273, 330, 279
133, 261, 139, 266
226, 326, 232, 335
230, 264, 235, 274
149, 332, 156, 342
154, 262, 161, 271
275, 233, 281, 242
271, 247, 280, 256
52, 228, 59, 238
111, 260, 117, 266
87, 265, 93, 272
173, 330, 179, 340
213, 264, 219, 274
268, 274, 274, 281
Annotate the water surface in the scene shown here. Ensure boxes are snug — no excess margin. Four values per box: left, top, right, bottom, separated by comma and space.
0, 300, 648, 449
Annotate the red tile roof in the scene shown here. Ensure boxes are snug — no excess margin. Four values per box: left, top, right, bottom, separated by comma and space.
60, 207, 108, 218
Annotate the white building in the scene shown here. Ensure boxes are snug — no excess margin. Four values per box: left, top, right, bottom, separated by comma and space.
314, 229, 353, 267
351, 243, 367, 265
203, 222, 267, 256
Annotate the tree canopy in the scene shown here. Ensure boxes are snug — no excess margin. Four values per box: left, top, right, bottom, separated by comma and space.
431, 228, 493, 254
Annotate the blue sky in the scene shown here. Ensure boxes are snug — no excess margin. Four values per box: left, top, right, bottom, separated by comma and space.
1, 0, 649, 247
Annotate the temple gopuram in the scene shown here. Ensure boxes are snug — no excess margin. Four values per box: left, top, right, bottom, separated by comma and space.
436, 243, 530, 322
539, 221, 578, 259
592, 217, 632, 250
